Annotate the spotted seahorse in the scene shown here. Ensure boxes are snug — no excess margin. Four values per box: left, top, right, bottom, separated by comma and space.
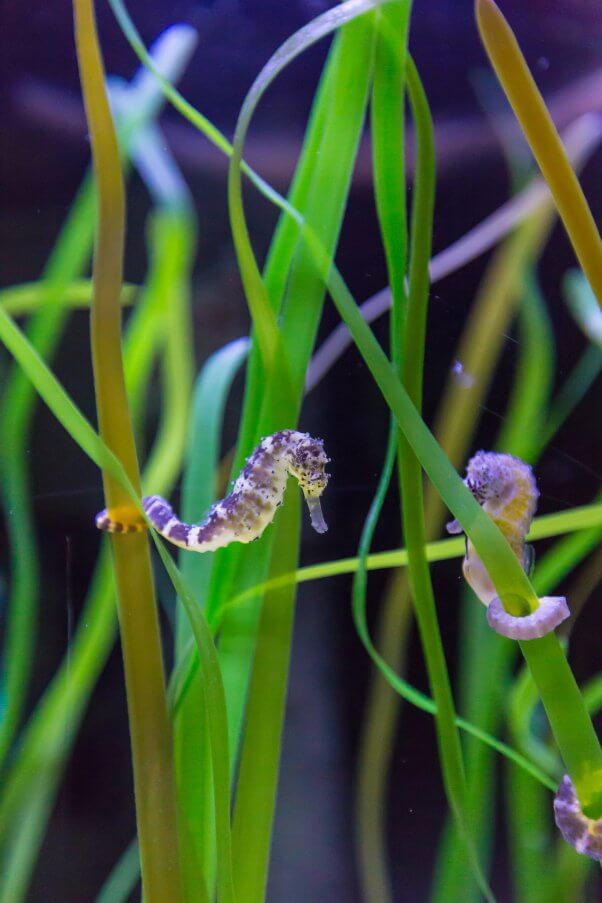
446, 450, 539, 606
96, 429, 330, 551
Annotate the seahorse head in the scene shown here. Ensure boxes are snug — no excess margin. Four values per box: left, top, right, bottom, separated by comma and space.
446, 450, 539, 601
288, 433, 331, 533
464, 450, 538, 526
464, 451, 517, 505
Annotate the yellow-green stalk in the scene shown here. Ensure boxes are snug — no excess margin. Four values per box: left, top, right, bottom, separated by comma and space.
72, 0, 183, 897
475, 0, 602, 308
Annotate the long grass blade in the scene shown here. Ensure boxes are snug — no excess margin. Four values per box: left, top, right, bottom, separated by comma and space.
0, 176, 95, 769
0, 36, 195, 765
214, 0, 381, 790
96, 841, 141, 903
106, 0, 300, 219
354, 4, 411, 897
0, 272, 187, 890
0, 289, 236, 900
176, 337, 249, 896
350, 548, 557, 792
306, 114, 601, 391
397, 58, 494, 899
152, 539, 235, 903
0, 280, 136, 314
302, 236, 602, 813
0, 28, 198, 892
475, 0, 602, 307
222, 4, 384, 894
72, 3, 184, 892
2, 273, 597, 623
353, 421, 400, 903
505, 532, 602, 903
171, 503, 601, 631
230, 488, 300, 902
564, 270, 602, 348
434, 271, 556, 902
540, 347, 602, 452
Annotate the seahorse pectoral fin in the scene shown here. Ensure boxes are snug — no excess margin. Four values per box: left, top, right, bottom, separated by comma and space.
522, 543, 535, 577
305, 494, 328, 534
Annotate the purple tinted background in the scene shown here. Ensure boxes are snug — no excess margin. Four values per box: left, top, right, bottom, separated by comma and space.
0, 1, 601, 899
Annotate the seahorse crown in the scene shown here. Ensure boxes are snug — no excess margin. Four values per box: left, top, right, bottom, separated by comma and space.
445, 450, 539, 605
285, 432, 330, 497
464, 450, 539, 531
270, 430, 330, 533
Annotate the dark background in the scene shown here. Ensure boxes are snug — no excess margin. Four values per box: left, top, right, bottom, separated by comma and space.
1, 0, 601, 899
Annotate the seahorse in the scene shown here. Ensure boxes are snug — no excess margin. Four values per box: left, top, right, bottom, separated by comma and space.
446, 450, 539, 606
554, 775, 602, 862
96, 429, 330, 551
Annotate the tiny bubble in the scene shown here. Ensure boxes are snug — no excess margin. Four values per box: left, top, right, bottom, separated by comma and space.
537, 56, 550, 71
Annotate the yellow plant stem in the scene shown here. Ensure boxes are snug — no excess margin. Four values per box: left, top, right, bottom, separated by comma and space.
476, 0, 602, 307
73, 0, 183, 898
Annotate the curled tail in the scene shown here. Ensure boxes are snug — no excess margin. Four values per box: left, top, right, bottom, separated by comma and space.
95, 497, 178, 533
95, 506, 145, 534
96, 496, 199, 548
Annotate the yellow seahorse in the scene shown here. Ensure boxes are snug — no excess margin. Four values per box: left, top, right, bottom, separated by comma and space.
447, 450, 539, 605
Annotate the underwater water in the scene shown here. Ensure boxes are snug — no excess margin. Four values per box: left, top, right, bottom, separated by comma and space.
1, 0, 601, 900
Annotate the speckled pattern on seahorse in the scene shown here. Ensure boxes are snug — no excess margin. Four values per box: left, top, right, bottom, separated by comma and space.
446, 450, 539, 605
96, 429, 330, 551
554, 775, 602, 861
